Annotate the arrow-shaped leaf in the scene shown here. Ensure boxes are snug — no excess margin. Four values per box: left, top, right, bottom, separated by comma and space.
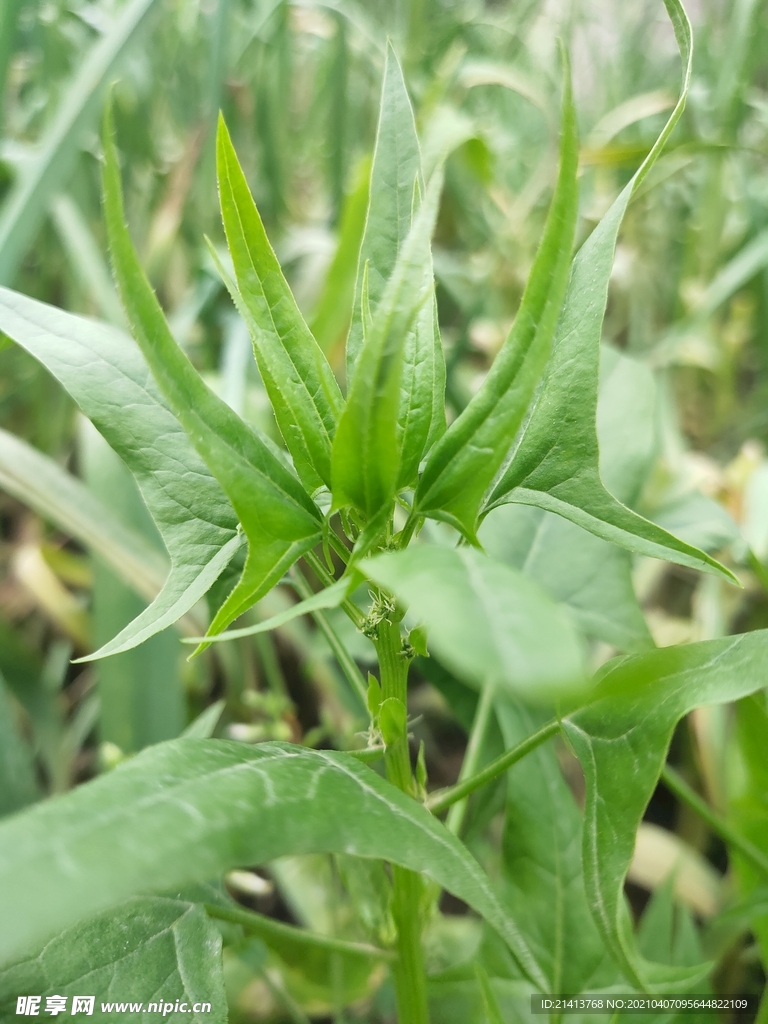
563, 629, 768, 988
0, 288, 240, 659
102, 105, 322, 639
0, 739, 546, 990
482, 0, 735, 585
413, 55, 578, 541
0, 893, 227, 1022
497, 700, 620, 993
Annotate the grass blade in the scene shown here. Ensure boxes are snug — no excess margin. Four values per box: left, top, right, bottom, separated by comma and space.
0, 0, 163, 285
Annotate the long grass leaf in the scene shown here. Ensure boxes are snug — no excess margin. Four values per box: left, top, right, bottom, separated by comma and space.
0, 0, 163, 285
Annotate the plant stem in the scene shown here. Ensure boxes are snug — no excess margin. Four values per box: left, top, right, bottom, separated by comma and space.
661, 764, 768, 879
291, 568, 368, 709
428, 719, 560, 816
375, 616, 430, 1024
204, 903, 394, 960
304, 549, 365, 628
446, 683, 495, 836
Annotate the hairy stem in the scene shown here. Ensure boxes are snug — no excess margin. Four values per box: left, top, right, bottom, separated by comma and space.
428, 718, 560, 816
375, 616, 430, 1024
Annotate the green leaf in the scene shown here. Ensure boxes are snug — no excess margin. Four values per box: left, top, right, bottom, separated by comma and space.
343, 42, 445, 493
82, 426, 183, 750
636, 875, 674, 965
182, 700, 225, 739
309, 157, 370, 355
412, 56, 578, 541
0, 673, 39, 817
562, 629, 768, 987
379, 696, 407, 748
636, 878, 711, 982
331, 166, 444, 519
480, 345, 655, 653
731, 693, 768, 964
346, 41, 425, 375
366, 673, 383, 718
0, 0, 163, 286
0, 893, 227, 1023
0, 739, 547, 989
0, 289, 240, 659
596, 346, 658, 507
183, 578, 350, 643
480, 504, 652, 653
216, 116, 343, 492
482, 1, 735, 585
409, 625, 429, 658
496, 700, 619, 992
362, 546, 585, 702
102, 104, 323, 640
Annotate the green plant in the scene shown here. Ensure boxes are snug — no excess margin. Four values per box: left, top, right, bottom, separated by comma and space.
0, 2, 767, 1022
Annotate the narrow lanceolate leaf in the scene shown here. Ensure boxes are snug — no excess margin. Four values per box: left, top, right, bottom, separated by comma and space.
102, 105, 322, 639
0, 739, 547, 989
185, 578, 350, 643
413, 59, 578, 541
0, 894, 227, 1023
0, 289, 239, 659
216, 117, 343, 492
346, 40, 427, 374
346, 43, 445, 487
331, 167, 444, 520
362, 546, 585, 702
482, 2, 734, 584
497, 700, 619, 992
563, 629, 768, 988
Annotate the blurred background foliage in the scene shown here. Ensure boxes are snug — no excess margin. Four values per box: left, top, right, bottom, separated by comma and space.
1, 0, 768, 1019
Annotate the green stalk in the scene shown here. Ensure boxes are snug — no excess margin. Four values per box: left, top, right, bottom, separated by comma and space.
204, 903, 393, 960
661, 764, 768, 878
375, 616, 430, 1024
446, 683, 495, 836
428, 719, 560, 816
304, 548, 365, 628
291, 567, 368, 708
